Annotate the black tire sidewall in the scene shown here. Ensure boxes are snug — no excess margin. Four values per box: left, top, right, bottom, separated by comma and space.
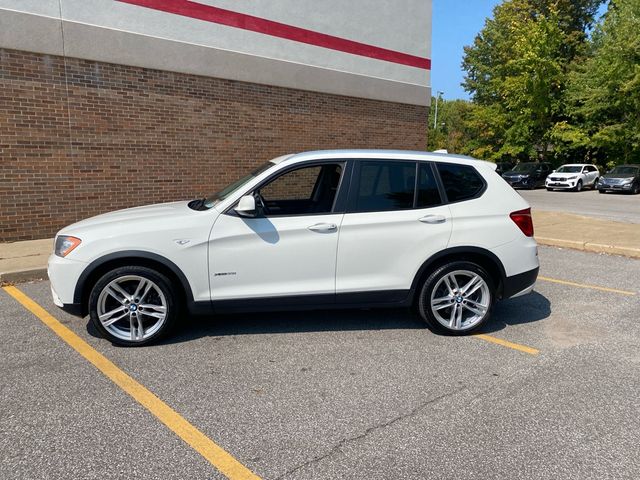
417, 261, 495, 335
89, 266, 177, 346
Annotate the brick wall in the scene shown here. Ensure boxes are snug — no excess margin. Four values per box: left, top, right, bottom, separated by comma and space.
0, 48, 428, 241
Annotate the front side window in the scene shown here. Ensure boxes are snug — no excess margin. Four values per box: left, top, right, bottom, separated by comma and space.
353, 161, 416, 212
436, 163, 485, 202
256, 163, 343, 216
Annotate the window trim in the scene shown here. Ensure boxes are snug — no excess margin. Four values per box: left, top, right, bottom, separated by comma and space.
434, 161, 487, 205
223, 159, 351, 218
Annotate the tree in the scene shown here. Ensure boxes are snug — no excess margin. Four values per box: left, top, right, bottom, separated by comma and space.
427, 98, 479, 155
563, 0, 640, 165
462, 0, 602, 161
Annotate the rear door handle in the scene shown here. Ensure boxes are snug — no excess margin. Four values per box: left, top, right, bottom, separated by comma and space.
419, 215, 446, 224
308, 223, 338, 233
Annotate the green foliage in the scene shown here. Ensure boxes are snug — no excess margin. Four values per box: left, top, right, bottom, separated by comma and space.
460, 0, 602, 162
564, 0, 640, 164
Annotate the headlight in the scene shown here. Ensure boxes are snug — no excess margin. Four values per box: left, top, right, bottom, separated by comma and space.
622, 178, 634, 185
54, 236, 81, 257
567, 176, 578, 180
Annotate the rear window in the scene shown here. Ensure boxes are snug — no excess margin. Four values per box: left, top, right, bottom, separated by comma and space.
436, 163, 485, 202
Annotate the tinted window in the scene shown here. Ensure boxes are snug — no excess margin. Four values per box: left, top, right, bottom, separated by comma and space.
436, 163, 485, 202
257, 163, 343, 216
354, 161, 416, 212
417, 163, 442, 208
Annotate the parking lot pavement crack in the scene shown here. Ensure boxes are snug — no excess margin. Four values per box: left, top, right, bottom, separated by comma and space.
275, 387, 466, 480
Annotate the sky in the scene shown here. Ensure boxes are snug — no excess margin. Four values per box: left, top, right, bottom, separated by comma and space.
430, 0, 609, 101
431, 0, 501, 100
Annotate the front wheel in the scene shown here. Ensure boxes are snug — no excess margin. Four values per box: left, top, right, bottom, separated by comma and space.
89, 266, 178, 346
574, 180, 583, 192
417, 262, 495, 335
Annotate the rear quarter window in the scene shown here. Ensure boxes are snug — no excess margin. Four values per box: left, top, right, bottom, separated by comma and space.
436, 163, 485, 203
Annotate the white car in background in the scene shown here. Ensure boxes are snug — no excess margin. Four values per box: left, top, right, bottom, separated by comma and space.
545, 164, 600, 191
48, 150, 539, 346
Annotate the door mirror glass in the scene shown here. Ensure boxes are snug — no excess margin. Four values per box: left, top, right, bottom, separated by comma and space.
235, 195, 257, 217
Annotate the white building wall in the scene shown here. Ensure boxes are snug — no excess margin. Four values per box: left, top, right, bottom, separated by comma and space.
0, 0, 432, 105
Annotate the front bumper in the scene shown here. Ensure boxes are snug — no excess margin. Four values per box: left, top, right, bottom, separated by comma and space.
48, 253, 88, 316
597, 183, 633, 191
546, 179, 577, 189
504, 177, 533, 188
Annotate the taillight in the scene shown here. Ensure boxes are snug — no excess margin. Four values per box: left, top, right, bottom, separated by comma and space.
510, 208, 534, 237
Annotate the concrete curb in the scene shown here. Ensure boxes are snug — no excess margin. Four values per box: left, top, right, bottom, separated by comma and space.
536, 236, 640, 259
0, 268, 48, 285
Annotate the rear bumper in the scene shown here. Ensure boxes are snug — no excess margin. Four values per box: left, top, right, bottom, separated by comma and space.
502, 267, 539, 299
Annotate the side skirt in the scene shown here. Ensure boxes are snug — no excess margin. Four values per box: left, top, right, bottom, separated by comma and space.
188, 290, 412, 315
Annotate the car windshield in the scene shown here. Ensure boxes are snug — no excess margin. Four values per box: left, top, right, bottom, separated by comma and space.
203, 161, 274, 208
512, 164, 536, 173
556, 165, 583, 173
609, 166, 639, 176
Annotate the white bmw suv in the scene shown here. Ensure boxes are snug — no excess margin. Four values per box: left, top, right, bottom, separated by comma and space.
48, 150, 539, 346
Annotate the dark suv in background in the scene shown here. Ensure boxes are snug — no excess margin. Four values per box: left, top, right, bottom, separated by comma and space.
502, 162, 552, 189
495, 162, 515, 176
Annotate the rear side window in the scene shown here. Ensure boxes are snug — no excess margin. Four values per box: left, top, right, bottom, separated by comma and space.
417, 163, 442, 208
436, 163, 485, 202
354, 161, 415, 212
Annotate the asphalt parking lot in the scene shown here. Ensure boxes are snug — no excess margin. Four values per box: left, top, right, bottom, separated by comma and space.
1, 246, 639, 480
520, 188, 640, 223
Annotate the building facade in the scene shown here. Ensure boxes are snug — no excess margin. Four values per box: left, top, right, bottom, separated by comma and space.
0, 0, 432, 241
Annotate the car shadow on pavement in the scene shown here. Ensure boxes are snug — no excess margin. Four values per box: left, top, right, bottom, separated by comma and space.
130, 290, 551, 345
476, 291, 551, 334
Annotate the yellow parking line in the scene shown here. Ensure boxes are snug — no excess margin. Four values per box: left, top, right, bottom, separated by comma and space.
2, 286, 261, 480
473, 333, 539, 355
538, 276, 636, 296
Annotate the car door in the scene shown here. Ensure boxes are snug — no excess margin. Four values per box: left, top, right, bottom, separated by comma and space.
208, 161, 348, 301
336, 160, 452, 300
586, 165, 598, 185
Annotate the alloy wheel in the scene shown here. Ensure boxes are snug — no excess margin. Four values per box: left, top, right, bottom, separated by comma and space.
430, 270, 490, 331
96, 275, 167, 342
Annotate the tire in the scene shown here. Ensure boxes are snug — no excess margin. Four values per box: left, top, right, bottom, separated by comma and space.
592, 178, 599, 190
575, 180, 583, 192
598, 189, 606, 194
632, 183, 640, 195
417, 261, 495, 335
89, 266, 178, 346
546, 188, 553, 191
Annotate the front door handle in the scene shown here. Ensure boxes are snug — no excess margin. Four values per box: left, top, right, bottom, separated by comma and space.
307, 223, 337, 233
419, 214, 446, 224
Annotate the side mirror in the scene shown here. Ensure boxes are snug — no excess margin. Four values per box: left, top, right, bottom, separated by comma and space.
235, 195, 257, 217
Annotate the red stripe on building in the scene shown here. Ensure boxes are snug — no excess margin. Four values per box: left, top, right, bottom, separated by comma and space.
116, 0, 431, 70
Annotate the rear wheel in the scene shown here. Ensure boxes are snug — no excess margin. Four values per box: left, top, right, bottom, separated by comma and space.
592, 177, 599, 189
417, 261, 495, 335
89, 266, 178, 346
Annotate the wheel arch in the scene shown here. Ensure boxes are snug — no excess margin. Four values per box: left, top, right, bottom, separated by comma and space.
409, 246, 507, 303
74, 251, 194, 316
